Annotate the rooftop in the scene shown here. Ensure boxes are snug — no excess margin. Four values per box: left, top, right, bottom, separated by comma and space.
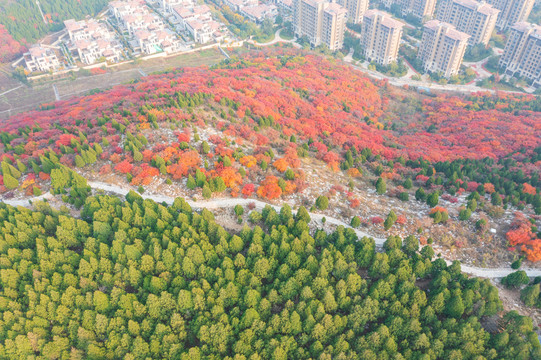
453, 0, 499, 16
511, 21, 541, 34
324, 2, 347, 15
364, 10, 404, 29
186, 19, 207, 30
242, 4, 277, 19
424, 20, 470, 41
28, 45, 52, 58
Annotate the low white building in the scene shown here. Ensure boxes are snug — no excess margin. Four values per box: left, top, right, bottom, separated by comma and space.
64, 18, 123, 65
223, 0, 258, 11
109, 0, 146, 20
135, 29, 182, 54
277, 0, 293, 13
64, 19, 112, 42
173, 5, 224, 43
24, 45, 61, 73
162, 0, 193, 13
74, 38, 123, 64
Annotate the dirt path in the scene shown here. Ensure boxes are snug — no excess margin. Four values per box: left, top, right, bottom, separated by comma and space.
3, 180, 541, 279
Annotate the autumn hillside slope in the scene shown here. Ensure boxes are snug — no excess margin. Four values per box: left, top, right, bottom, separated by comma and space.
2, 49, 539, 162
0, 48, 540, 263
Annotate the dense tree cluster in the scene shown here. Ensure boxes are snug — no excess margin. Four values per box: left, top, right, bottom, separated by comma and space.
0, 0, 107, 49
0, 193, 539, 359
0, 24, 27, 62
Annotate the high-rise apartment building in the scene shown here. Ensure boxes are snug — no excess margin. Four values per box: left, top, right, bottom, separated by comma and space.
436, 0, 499, 45
361, 9, 404, 65
383, 0, 437, 20
322, 3, 348, 50
485, 0, 535, 29
419, 20, 470, 77
336, 0, 369, 23
499, 22, 541, 88
292, 0, 347, 50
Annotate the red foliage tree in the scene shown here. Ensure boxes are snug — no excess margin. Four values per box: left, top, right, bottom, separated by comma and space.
257, 176, 282, 200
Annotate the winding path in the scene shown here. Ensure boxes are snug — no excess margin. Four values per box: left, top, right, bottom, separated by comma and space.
2, 180, 541, 279
247, 29, 301, 48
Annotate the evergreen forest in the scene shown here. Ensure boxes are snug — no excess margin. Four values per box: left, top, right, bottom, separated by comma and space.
0, 191, 539, 359
0, 0, 108, 44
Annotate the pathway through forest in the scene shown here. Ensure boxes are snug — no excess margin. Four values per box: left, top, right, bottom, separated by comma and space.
3, 180, 541, 279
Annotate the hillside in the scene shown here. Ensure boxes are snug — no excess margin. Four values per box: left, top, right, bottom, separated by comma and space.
1, 49, 539, 264
0, 0, 108, 60
0, 46, 541, 358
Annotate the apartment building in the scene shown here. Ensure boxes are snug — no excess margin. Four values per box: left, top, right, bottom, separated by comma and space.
23, 45, 61, 73
485, 0, 535, 29
436, 0, 499, 46
322, 3, 348, 50
499, 22, 541, 88
292, 0, 348, 50
64, 19, 123, 64
419, 20, 470, 77
383, 0, 437, 20
336, 0, 369, 24
361, 9, 404, 65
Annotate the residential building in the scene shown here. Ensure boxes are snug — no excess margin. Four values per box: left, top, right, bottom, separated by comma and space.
499, 22, 541, 88
109, 0, 145, 19
173, 5, 224, 43
383, 0, 437, 20
135, 29, 181, 54
241, 4, 279, 22
162, 0, 192, 13
436, 0, 499, 45
485, 0, 535, 29
336, 0, 369, 24
64, 19, 111, 42
322, 3, 348, 50
223, 0, 258, 11
23, 45, 61, 73
419, 20, 470, 77
110, 0, 182, 54
73, 39, 123, 64
361, 9, 404, 65
64, 19, 123, 64
293, 0, 348, 50
277, 0, 293, 14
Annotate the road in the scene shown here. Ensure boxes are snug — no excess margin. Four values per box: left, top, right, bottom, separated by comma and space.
344, 58, 524, 95
3, 180, 540, 279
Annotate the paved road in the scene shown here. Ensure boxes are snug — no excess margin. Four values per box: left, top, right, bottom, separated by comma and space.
3, 180, 540, 279
345, 59, 524, 95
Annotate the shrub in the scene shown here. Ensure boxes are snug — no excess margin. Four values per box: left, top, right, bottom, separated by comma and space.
316, 196, 329, 210
398, 192, 409, 201
501, 270, 529, 289
234, 204, 244, 216
351, 216, 361, 228
376, 177, 386, 194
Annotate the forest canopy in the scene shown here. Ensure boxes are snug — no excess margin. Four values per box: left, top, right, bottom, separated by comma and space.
0, 0, 107, 58
0, 192, 539, 359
